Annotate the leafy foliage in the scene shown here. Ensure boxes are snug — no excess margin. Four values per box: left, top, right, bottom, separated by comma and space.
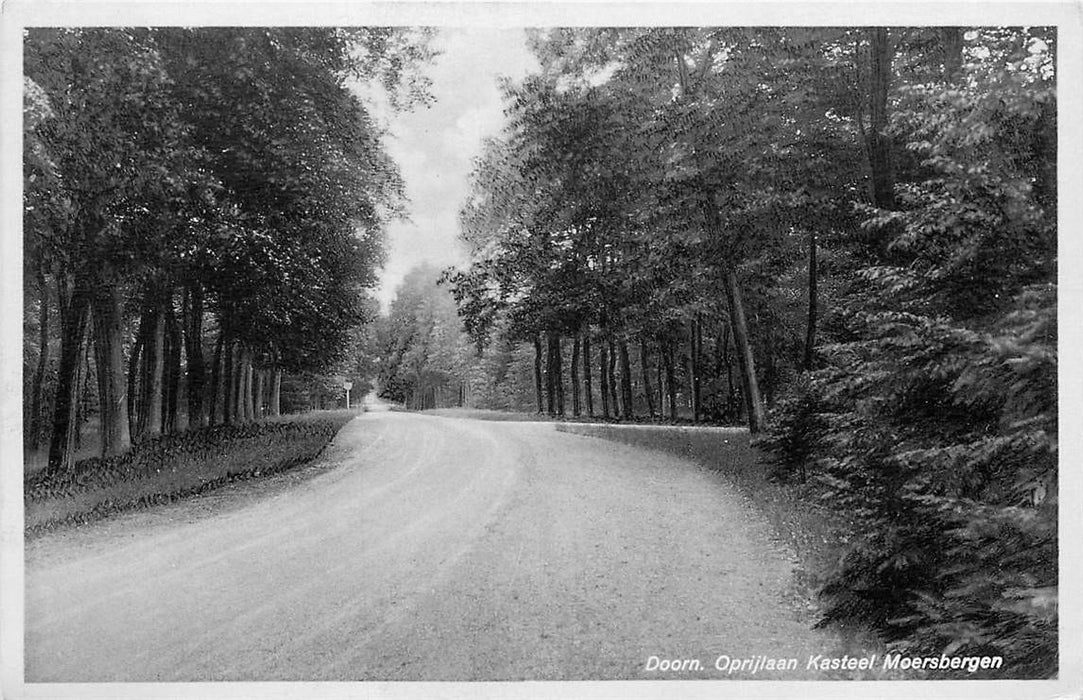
24, 27, 435, 467
763, 28, 1056, 677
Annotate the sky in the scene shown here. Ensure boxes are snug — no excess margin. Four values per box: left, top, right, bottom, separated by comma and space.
372, 28, 539, 312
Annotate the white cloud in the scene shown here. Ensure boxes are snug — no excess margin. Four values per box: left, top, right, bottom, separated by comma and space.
373, 27, 538, 312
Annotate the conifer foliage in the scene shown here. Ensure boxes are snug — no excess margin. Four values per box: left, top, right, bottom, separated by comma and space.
762, 28, 1057, 676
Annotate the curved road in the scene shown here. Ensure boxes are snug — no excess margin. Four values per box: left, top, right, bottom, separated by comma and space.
26, 409, 852, 681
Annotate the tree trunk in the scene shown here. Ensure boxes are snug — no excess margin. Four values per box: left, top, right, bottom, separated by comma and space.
90, 282, 131, 457
866, 27, 896, 211
222, 340, 235, 425
582, 332, 594, 418
618, 340, 633, 420
804, 230, 818, 371
533, 334, 544, 414
208, 333, 224, 425
243, 354, 255, 422
691, 316, 702, 423
254, 369, 265, 420
724, 325, 739, 420
141, 303, 165, 438
941, 27, 963, 82
655, 347, 665, 419
184, 284, 206, 427
699, 179, 763, 430
722, 267, 766, 433
163, 297, 181, 434
47, 280, 91, 472
682, 350, 692, 411
640, 336, 656, 419
662, 334, 678, 421
29, 263, 50, 450
235, 349, 246, 421
236, 352, 247, 422
571, 332, 581, 417
271, 368, 282, 417
126, 311, 149, 439
230, 347, 244, 423
75, 340, 92, 450
545, 331, 559, 416
1033, 95, 1057, 214
554, 333, 565, 417
599, 340, 610, 419
764, 325, 777, 406
607, 338, 620, 418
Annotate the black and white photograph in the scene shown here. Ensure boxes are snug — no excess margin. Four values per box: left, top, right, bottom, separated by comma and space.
1, 2, 1080, 699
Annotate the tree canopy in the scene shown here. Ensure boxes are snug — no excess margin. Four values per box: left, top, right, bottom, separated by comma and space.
429, 26, 1057, 677
24, 26, 435, 468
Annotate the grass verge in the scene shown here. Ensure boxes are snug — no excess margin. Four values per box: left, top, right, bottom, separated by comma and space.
25, 410, 356, 537
418, 407, 550, 422
418, 406, 745, 427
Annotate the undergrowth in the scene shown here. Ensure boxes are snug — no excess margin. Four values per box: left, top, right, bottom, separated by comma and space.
25, 411, 354, 536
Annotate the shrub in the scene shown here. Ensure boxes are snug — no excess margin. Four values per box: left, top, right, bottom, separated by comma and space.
755, 377, 827, 483
25, 412, 354, 534
761, 54, 1057, 678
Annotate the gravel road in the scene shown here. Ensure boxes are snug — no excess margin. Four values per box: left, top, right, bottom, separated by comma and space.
25, 409, 854, 681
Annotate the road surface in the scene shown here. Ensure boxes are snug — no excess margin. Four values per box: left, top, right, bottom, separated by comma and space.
25, 409, 853, 681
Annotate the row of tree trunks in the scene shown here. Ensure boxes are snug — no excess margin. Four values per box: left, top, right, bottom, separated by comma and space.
407, 383, 460, 410
530, 326, 742, 424
41, 273, 295, 473
215, 340, 275, 423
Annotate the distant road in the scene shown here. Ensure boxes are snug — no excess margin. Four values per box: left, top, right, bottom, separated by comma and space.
361, 390, 391, 412
26, 411, 851, 681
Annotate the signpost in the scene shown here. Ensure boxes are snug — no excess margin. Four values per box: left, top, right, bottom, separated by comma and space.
343, 380, 353, 410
